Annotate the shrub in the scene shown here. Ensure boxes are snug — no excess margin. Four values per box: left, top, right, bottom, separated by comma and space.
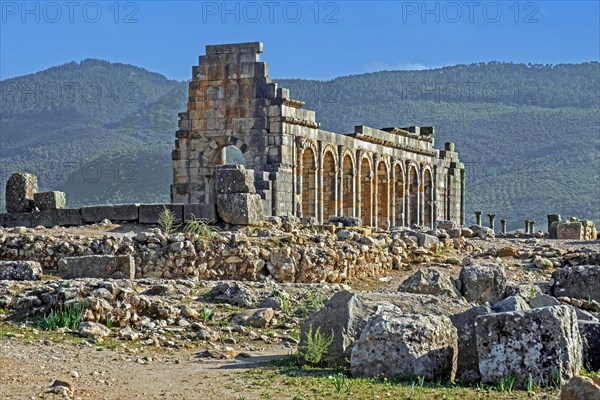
298, 326, 333, 366
184, 215, 220, 242
158, 206, 180, 235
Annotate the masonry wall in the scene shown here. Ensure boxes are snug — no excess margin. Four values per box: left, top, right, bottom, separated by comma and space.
171, 42, 465, 228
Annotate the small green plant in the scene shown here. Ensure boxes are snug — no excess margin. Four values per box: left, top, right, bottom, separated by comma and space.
331, 372, 351, 395
43, 303, 84, 331
158, 206, 180, 235
199, 307, 213, 322
551, 369, 562, 388
498, 375, 515, 393
526, 373, 535, 394
184, 215, 220, 242
300, 292, 325, 319
298, 326, 333, 366
580, 367, 600, 378
105, 317, 114, 329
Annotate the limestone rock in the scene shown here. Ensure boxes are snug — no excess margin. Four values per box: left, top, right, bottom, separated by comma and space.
350, 311, 458, 381
207, 282, 256, 307
476, 305, 582, 389
217, 193, 263, 225
58, 255, 135, 280
414, 232, 439, 250
6, 172, 37, 213
214, 165, 256, 194
33, 191, 66, 210
491, 295, 530, 313
553, 265, 600, 302
230, 308, 274, 328
560, 376, 600, 400
579, 321, 600, 371
78, 321, 111, 338
300, 290, 469, 367
449, 305, 491, 383
398, 268, 460, 297
459, 264, 507, 304
0, 261, 42, 281
497, 246, 517, 257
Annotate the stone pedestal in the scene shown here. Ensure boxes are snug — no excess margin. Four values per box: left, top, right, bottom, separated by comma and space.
33, 191, 66, 210
474, 211, 482, 226
500, 219, 507, 235
487, 213, 496, 231
548, 214, 561, 239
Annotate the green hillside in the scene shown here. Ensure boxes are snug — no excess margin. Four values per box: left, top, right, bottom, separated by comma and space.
1, 60, 598, 231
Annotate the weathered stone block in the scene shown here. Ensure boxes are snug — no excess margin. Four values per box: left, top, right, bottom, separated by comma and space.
58, 255, 135, 279
214, 165, 256, 194
579, 321, 600, 371
80, 205, 139, 223
217, 193, 262, 225
476, 306, 582, 389
0, 212, 32, 228
351, 311, 458, 381
0, 261, 42, 280
450, 305, 492, 384
33, 191, 66, 210
398, 268, 460, 297
557, 221, 584, 240
459, 264, 507, 304
6, 172, 37, 213
30, 209, 82, 227
183, 203, 217, 222
552, 265, 600, 302
138, 204, 184, 225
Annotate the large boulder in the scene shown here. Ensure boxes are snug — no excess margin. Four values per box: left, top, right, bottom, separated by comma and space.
552, 265, 600, 302
449, 305, 492, 384
206, 282, 257, 307
414, 232, 439, 250
300, 291, 469, 367
459, 264, 507, 304
491, 295, 530, 313
398, 268, 460, 297
351, 311, 458, 381
476, 305, 582, 389
0, 261, 42, 281
57, 255, 135, 280
217, 193, 263, 225
6, 172, 37, 213
579, 321, 600, 371
560, 376, 600, 400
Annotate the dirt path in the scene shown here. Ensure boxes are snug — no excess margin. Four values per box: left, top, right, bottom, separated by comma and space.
0, 336, 289, 400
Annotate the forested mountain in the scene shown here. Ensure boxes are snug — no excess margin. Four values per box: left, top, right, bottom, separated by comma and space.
1, 60, 598, 231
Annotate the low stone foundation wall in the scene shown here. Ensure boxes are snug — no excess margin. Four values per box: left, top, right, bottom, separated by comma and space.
0, 203, 216, 228
0, 225, 408, 283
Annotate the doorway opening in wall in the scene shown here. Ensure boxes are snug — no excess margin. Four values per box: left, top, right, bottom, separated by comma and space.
223, 145, 246, 166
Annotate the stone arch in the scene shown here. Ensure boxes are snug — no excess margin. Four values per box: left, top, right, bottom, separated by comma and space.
359, 154, 373, 226
376, 159, 390, 229
322, 148, 337, 221
407, 163, 420, 227
423, 167, 433, 229
342, 152, 354, 217
207, 137, 250, 166
300, 147, 317, 218
394, 161, 405, 227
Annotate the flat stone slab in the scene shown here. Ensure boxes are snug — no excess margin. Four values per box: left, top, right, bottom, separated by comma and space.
30, 209, 82, 227
0, 212, 32, 228
58, 255, 135, 279
0, 261, 43, 280
138, 204, 183, 224
214, 165, 256, 195
80, 205, 139, 223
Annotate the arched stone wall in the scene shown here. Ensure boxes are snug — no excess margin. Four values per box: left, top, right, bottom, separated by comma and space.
359, 155, 373, 226
322, 148, 337, 222
342, 153, 354, 217
300, 147, 317, 218
376, 160, 390, 230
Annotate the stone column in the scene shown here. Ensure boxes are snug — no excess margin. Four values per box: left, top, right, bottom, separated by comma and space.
356, 151, 363, 224
390, 162, 396, 228
529, 220, 535, 234
337, 146, 345, 215
500, 219, 507, 234
524, 220, 529, 234
488, 213, 496, 231
475, 211, 482, 226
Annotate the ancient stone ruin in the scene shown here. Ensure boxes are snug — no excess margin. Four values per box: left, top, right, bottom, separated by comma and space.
171, 42, 465, 229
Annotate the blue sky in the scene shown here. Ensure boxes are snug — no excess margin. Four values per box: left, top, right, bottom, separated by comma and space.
1, 1, 599, 81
